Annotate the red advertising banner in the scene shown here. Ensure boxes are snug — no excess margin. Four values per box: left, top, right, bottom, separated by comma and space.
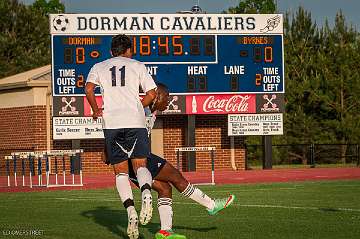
81, 94, 257, 116
186, 94, 256, 114
83, 96, 103, 116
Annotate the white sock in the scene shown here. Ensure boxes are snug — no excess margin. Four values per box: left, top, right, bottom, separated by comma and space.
116, 173, 136, 216
181, 183, 215, 210
136, 167, 152, 197
158, 198, 173, 231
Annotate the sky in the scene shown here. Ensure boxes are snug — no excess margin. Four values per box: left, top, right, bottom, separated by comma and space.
21, 0, 360, 30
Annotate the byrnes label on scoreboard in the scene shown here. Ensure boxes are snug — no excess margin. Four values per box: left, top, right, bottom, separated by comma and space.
228, 113, 283, 136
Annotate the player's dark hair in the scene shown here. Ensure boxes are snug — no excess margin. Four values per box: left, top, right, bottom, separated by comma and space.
111, 34, 132, 56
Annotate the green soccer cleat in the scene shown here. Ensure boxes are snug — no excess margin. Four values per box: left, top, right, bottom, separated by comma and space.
155, 230, 187, 239
207, 194, 236, 216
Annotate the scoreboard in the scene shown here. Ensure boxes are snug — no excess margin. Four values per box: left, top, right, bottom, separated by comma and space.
50, 14, 284, 96
50, 14, 284, 139
53, 34, 283, 95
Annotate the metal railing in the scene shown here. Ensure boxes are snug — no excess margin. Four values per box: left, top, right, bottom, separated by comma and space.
245, 144, 360, 169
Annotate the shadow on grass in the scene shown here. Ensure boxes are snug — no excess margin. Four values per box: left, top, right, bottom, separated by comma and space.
81, 206, 129, 238
318, 207, 341, 212
81, 206, 217, 238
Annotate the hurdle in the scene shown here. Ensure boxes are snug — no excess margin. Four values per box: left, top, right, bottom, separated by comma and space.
45, 150, 84, 188
4, 149, 83, 188
9, 151, 47, 188
5, 155, 11, 187
175, 146, 216, 185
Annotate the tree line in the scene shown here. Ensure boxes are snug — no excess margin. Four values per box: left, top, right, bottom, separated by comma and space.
0, 0, 359, 145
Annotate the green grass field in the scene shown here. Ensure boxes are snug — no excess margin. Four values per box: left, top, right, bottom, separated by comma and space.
1, 180, 360, 239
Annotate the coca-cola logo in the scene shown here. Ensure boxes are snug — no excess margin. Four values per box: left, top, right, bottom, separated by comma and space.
203, 95, 251, 113
186, 94, 256, 114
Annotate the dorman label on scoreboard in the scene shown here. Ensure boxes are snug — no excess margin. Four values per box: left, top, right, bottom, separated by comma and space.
50, 14, 283, 34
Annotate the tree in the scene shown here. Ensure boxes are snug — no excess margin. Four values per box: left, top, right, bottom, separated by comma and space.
283, 8, 360, 163
0, 0, 64, 78
315, 12, 360, 161
283, 7, 323, 143
224, 0, 276, 14
32, 0, 64, 16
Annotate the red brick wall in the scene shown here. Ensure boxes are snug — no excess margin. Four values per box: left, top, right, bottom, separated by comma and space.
0, 106, 47, 152
162, 115, 245, 172
1, 106, 245, 175
162, 115, 186, 168
196, 115, 246, 171
53, 139, 112, 174
0, 106, 46, 175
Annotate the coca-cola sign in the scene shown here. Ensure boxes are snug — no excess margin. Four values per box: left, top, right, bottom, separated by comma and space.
186, 94, 256, 114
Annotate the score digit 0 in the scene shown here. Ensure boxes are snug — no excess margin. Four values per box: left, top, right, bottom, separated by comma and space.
76, 47, 85, 64
253, 46, 273, 63
63, 47, 86, 64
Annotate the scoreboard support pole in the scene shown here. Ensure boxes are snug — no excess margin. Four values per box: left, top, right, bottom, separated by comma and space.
262, 135, 272, 169
186, 115, 196, 171
72, 140, 81, 152
71, 140, 81, 176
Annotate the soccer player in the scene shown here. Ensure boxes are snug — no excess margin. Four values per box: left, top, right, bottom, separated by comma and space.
103, 84, 235, 239
85, 34, 157, 239
142, 84, 235, 239
128, 154, 235, 239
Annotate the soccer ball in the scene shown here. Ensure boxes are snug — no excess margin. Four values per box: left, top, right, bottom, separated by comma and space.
191, 5, 203, 13
53, 15, 69, 31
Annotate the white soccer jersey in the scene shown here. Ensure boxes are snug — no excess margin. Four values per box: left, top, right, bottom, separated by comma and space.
86, 56, 156, 129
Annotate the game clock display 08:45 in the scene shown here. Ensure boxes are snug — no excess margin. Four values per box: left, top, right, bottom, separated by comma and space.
52, 34, 284, 96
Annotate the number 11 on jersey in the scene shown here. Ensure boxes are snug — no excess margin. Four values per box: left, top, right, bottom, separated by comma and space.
109, 66, 126, 87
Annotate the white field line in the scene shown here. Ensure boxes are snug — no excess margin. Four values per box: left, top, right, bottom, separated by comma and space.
238, 204, 360, 212
204, 187, 300, 193
53, 197, 360, 212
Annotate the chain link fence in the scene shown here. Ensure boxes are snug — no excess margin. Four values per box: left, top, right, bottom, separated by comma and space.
246, 144, 360, 169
